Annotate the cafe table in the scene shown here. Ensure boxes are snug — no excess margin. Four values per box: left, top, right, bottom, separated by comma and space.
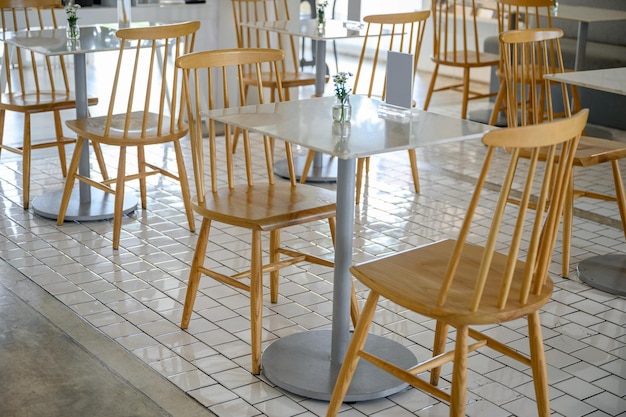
1, 24, 141, 221
206, 95, 494, 401
539, 5, 626, 71
545, 67, 626, 296
240, 18, 376, 182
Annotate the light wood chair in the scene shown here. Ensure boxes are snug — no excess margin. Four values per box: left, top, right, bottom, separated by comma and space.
232, 0, 322, 101
423, 0, 500, 119
499, 28, 626, 277
176, 47, 358, 375
326, 109, 589, 417
299, 11, 431, 204
488, 0, 554, 126
0, 0, 99, 209
57, 22, 199, 249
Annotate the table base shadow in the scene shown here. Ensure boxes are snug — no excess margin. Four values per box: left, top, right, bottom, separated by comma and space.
577, 254, 626, 296
274, 155, 337, 183
262, 329, 417, 402
32, 188, 137, 222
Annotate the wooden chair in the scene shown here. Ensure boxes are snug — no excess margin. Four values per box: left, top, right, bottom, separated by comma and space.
488, 0, 554, 126
0, 0, 98, 209
232, 0, 322, 101
499, 28, 626, 277
176, 47, 358, 375
423, 0, 500, 119
57, 22, 199, 249
299, 11, 431, 204
326, 109, 589, 417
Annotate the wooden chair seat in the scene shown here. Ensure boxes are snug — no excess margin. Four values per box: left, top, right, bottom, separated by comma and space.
433, 50, 499, 68
351, 239, 554, 326
0, 92, 97, 112
66, 112, 186, 145
191, 182, 336, 230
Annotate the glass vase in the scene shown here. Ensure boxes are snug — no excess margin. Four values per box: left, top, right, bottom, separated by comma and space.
317, 8, 325, 31
66, 23, 80, 40
118, 0, 132, 28
332, 96, 351, 123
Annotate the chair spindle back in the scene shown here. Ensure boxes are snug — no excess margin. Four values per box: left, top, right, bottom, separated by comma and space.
439, 109, 587, 312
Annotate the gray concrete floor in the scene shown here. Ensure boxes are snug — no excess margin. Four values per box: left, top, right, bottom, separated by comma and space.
0, 259, 214, 417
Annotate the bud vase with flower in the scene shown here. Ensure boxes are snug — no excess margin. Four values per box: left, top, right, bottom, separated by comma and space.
65, 1, 81, 40
332, 71, 352, 123
317, 0, 328, 31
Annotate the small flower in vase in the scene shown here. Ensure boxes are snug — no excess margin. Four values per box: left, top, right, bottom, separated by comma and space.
332, 71, 352, 123
65, 1, 81, 40
317, 0, 328, 30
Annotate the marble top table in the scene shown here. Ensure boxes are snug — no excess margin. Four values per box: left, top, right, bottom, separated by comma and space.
206, 95, 494, 401
546, 67, 626, 296
1, 24, 150, 221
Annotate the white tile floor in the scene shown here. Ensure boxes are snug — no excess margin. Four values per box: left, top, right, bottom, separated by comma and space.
0, 50, 625, 416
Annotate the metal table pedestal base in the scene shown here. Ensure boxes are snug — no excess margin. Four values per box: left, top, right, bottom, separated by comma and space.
577, 254, 626, 296
262, 329, 417, 402
274, 155, 338, 183
32, 188, 137, 222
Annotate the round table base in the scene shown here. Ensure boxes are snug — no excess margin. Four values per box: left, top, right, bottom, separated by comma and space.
32, 188, 137, 222
577, 254, 626, 296
262, 329, 417, 402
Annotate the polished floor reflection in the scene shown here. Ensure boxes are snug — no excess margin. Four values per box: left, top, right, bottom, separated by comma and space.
0, 51, 624, 417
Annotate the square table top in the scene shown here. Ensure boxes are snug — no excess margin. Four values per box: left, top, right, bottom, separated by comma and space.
544, 67, 626, 96
1, 23, 155, 56
240, 18, 371, 41
206, 95, 494, 159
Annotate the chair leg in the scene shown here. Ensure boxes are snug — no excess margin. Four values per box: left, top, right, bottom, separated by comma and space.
489, 81, 506, 126
430, 320, 449, 385
611, 160, 626, 240
53, 110, 68, 177
326, 290, 380, 417
299, 150, 315, 184
174, 139, 196, 232
528, 311, 550, 417
355, 157, 366, 204
250, 229, 263, 375
137, 145, 147, 209
423, 63, 440, 111
407, 149, 420, 193
0, 109, 5, 157
22, 114, 31, 209
461, 68, 471, 119
270, 229, 280, 304
181, 217, 211, 329
450, 325, 469, 417
562, 173, 574, 278
92, 142, 110, 180
57, 137, 85, 225
112, 147, 127, 250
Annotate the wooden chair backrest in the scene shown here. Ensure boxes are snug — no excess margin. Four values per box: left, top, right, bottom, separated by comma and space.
430, 0, 492, 65
0, 0, 70, 98
496, 0, 553, 33
438, 109, 587, 312
176, 48, 296, 203
353, 11, 430, 100
104, 21, 199, 139
499, 28, 569, 127
231, 0, 299, 77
